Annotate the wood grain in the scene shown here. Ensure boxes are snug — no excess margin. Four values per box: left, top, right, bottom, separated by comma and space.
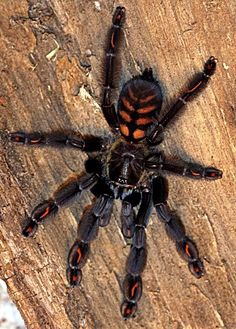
0, 1, 236, 328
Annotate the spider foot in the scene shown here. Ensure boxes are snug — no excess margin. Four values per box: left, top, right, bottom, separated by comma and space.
121, 300, 137, 320
113, 6, 126, 26
9, 132, 44, 144
188, 259, 205, 278
21, 199, 58, 237
22, 219, 38, 237
66, 267, 82, 287
203, 167, 223, 180
176, 238, 205, 278
182, 165, 223, 180
66, 241, 90, 287
121, 273, 142, 319
204, 56, 217, 76
120, 245, 147, 319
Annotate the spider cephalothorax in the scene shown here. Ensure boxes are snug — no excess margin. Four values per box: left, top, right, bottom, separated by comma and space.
9, 6, 222, 319
108, 140, 146, 186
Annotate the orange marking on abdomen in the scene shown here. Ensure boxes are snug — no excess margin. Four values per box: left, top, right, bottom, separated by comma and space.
120, 124, 130, 136
121, 97, 135, 112
128, 87, 138, 101
139, 94, 156, 103
137, 105, 156, 114
136, 117, 153, 125
119, 110, 132, 122
133, 129, 145, 139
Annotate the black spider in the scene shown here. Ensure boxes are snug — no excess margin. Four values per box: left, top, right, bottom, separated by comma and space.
9, 6, 222, 319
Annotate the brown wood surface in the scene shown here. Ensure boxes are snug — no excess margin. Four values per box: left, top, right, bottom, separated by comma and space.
0, 1, 236, 328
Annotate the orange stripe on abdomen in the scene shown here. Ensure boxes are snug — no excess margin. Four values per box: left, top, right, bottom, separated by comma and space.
121, 97, 135, 112
136, 117, 153, 125
119, 110, 132, 122
137, 105, 156, 114
139, 94, 156, 103
120, 124, 130, 136
128, 87, 138, 102
133, 129, 145, 139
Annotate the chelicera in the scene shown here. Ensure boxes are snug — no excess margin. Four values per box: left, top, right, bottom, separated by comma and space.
9, 6, 222, 319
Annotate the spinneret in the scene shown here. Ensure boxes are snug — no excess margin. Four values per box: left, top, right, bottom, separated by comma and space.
9, 6, 222, 320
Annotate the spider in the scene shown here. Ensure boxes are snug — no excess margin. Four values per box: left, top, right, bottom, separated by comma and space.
9, 6, 222, 319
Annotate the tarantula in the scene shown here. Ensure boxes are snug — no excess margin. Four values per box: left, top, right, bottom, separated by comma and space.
9, 6, 222, 319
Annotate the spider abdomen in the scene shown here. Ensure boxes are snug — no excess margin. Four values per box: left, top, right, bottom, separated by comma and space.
117, 78, 163, 142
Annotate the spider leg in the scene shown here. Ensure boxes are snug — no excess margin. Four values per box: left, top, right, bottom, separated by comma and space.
9, 131, 104, 152
101, 6, 125, 129
161, 161, 223, 180
147, 56, 217, 144
120, 191, 141, 239
145, 153, 223, 180
152, 175, 205, 278
22, 173, 99, 237
121, 186, 152, 319
66, 188, 114, 287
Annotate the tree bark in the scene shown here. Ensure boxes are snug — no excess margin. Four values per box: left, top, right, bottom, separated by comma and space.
0, 1, 236, 328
